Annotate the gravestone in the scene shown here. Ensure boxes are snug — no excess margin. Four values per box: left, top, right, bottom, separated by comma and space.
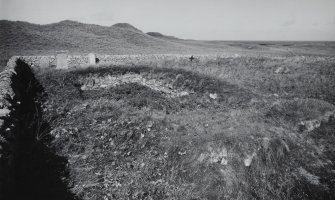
89, 53, 96, 65
88, 53, 96, 65
56, 51, 68, 69
39, 56, 51, 68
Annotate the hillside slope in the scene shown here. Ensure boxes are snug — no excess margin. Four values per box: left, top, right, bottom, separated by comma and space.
1, 20, 335, 69
0, 20, 219, 57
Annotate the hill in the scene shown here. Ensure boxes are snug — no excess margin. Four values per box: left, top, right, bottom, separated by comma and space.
1, 20, 335, 69
112, 23, 143, 33
0, 20, 217, 58
146, 32, 179, 40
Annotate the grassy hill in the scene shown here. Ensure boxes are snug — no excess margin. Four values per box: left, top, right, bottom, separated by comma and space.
1, 19, 335, 69
146, 32, 179, 40
0, 20, 214, 69
0, 20, 218, 59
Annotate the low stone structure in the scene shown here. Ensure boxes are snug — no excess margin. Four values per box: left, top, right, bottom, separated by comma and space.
0, 58, 36, 197
7, 54, 221, 69
7, 54, 335, 71
88, 53, 96, 65
56, 51, 68, 69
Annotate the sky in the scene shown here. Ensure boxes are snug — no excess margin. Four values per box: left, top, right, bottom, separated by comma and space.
1, 0, 334, 41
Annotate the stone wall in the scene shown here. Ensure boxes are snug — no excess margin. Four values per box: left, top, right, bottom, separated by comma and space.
8, 54, 228, 69
0, 58, 20, 196
0, 58, 41, 198
0, 57, 17, 142
8, 54, 332, 71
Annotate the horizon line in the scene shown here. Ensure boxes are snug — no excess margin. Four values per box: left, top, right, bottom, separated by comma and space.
1, 19, 335, 42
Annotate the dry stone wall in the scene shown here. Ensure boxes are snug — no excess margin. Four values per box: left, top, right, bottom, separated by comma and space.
7, 54, 230, 69
0, 58, 42, 197
0, 58, 21, 196
7, 54, 334, 70
0, 58, 17, 136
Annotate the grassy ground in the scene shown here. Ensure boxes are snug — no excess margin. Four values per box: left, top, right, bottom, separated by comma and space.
34, 55, 335, 200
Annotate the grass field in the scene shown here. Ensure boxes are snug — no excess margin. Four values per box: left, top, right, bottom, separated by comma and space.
31, 55, 335, 200
1, 19, 334, 199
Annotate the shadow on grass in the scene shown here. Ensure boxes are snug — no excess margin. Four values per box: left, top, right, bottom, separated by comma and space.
12, 129, 79, 200
4, 59, 79, 200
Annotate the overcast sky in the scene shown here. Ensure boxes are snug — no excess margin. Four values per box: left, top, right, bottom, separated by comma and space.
1, 0, 334, 40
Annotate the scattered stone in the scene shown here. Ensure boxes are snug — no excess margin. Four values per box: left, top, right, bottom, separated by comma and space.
275, 67, 284, 74
244, 152, 257, 167
79, 73, 192, 98
297, 111, 334, 132
0, 108, 10, 117
198, 145, 228, 166
146, 121, 154, 128
179, 91, 189, 96
80, 85, 87, 90
209, 93, 218, 100
275, 66, 290, 74
298, 119, 321, 132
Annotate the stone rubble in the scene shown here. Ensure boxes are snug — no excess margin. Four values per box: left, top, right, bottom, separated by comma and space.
298, 111, 334, 132
79, 73, 192, 98
197, 145, 228, 166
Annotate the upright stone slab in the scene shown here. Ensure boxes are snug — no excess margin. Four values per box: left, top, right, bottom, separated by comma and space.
39, 56, 51, 68
88, 53, 96, 65
56, 51, 68, 69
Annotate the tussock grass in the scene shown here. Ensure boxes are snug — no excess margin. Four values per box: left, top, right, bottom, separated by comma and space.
34, 55, 335, 200
151, 56, 335, 104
